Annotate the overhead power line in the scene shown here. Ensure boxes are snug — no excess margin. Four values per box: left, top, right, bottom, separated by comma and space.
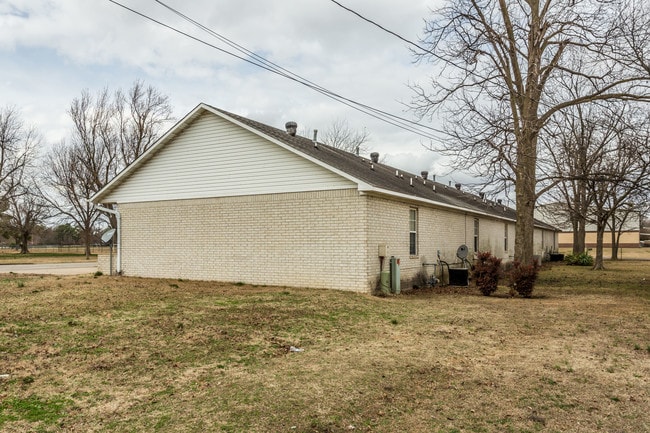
327, 0, 463, 70
106, 0, 445, 141
327, 0, 430, 54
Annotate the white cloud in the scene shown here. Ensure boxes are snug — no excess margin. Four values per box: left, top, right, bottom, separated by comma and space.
0, 0, 453, 174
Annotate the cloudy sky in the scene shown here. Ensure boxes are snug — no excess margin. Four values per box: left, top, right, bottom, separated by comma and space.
0, 0, 465, 182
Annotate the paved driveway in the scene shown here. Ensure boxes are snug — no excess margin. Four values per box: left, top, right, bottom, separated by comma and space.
0, 262, 98, 275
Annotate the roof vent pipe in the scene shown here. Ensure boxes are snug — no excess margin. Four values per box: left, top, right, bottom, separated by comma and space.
313, 129, 318, 148
370, 152, 379, 163
479, 192, 485, 200
285, 121, 297, 136
421, 170, 428, 180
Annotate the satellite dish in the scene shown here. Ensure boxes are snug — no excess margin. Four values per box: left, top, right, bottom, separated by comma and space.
101, 229, 116, 244
456, 244, 469, 259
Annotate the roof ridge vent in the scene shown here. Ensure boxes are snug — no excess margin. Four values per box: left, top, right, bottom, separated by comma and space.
285, 121, 297, 136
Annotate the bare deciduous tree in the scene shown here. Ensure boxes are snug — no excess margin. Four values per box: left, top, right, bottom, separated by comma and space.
0, 107, 42, 253
42, 81, 173, 258
584, 105, 650, 269
412, 0, 650, 264
115, 79, 174, 165
42, 142, 101, 258
321, 118, 371, 155
0, 106, 39, 206
1, 180, 50, 254
543, 100, 650, 267
542, 100, 616, 255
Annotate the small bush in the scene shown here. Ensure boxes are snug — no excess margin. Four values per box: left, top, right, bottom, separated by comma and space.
472, 251, 502, 296
564, 252, 594, 266
411, 269, 429, 290
508, 260, 540, 298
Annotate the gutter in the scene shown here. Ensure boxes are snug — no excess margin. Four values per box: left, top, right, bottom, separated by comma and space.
94, 204, 121, 274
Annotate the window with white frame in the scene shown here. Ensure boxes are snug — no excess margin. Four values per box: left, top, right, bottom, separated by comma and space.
409, 208, 418, 255
473, 218, 479, 252
504, 222, 509, 252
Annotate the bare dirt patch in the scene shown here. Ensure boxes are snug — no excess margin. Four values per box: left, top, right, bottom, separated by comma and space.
1, 262, 649, 432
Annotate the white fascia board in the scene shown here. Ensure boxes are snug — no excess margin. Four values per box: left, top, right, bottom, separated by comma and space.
360, 185, 519, 223
91, 103, 208, 203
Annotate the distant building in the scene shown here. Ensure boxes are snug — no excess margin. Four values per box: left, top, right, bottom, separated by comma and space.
536, 203, 640, 249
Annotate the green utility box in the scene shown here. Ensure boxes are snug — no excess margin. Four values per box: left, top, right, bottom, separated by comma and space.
390, 256, 401, 294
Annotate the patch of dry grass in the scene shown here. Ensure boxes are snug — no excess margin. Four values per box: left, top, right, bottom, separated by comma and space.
1, 261, 649, 432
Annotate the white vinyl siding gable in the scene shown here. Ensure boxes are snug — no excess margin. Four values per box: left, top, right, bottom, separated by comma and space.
102, 112, 356, 203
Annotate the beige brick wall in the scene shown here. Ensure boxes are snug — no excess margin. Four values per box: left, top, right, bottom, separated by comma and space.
114, 188, 557, 293
118, 189, 371, 292
364, 195, 553, 287
366, 195, 480, 285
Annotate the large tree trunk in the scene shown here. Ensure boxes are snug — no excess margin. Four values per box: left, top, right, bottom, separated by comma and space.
514, 125, 538, 264
19, 231, 29, 254
575, 220, 586, 254
84, 228, 92, 260
593, 224, 606, 270
571, 216, 586, 254
610, 229, 619, 261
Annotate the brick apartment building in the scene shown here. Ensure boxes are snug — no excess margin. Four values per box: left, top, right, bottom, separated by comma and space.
91, 104, 557, 292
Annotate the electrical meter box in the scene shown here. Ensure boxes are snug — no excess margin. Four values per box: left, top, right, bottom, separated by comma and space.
378, 243, 388, 257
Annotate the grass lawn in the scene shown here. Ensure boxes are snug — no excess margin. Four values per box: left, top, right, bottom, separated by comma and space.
0, 261, 648, 432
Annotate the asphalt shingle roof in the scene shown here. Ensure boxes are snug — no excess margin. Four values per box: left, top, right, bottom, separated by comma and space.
211, 106, 555, 229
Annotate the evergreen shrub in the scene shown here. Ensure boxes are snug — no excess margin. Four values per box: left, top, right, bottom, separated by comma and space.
564, 252, 594, 266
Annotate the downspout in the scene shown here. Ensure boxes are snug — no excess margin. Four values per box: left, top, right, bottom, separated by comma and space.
95, 204, 121, 274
